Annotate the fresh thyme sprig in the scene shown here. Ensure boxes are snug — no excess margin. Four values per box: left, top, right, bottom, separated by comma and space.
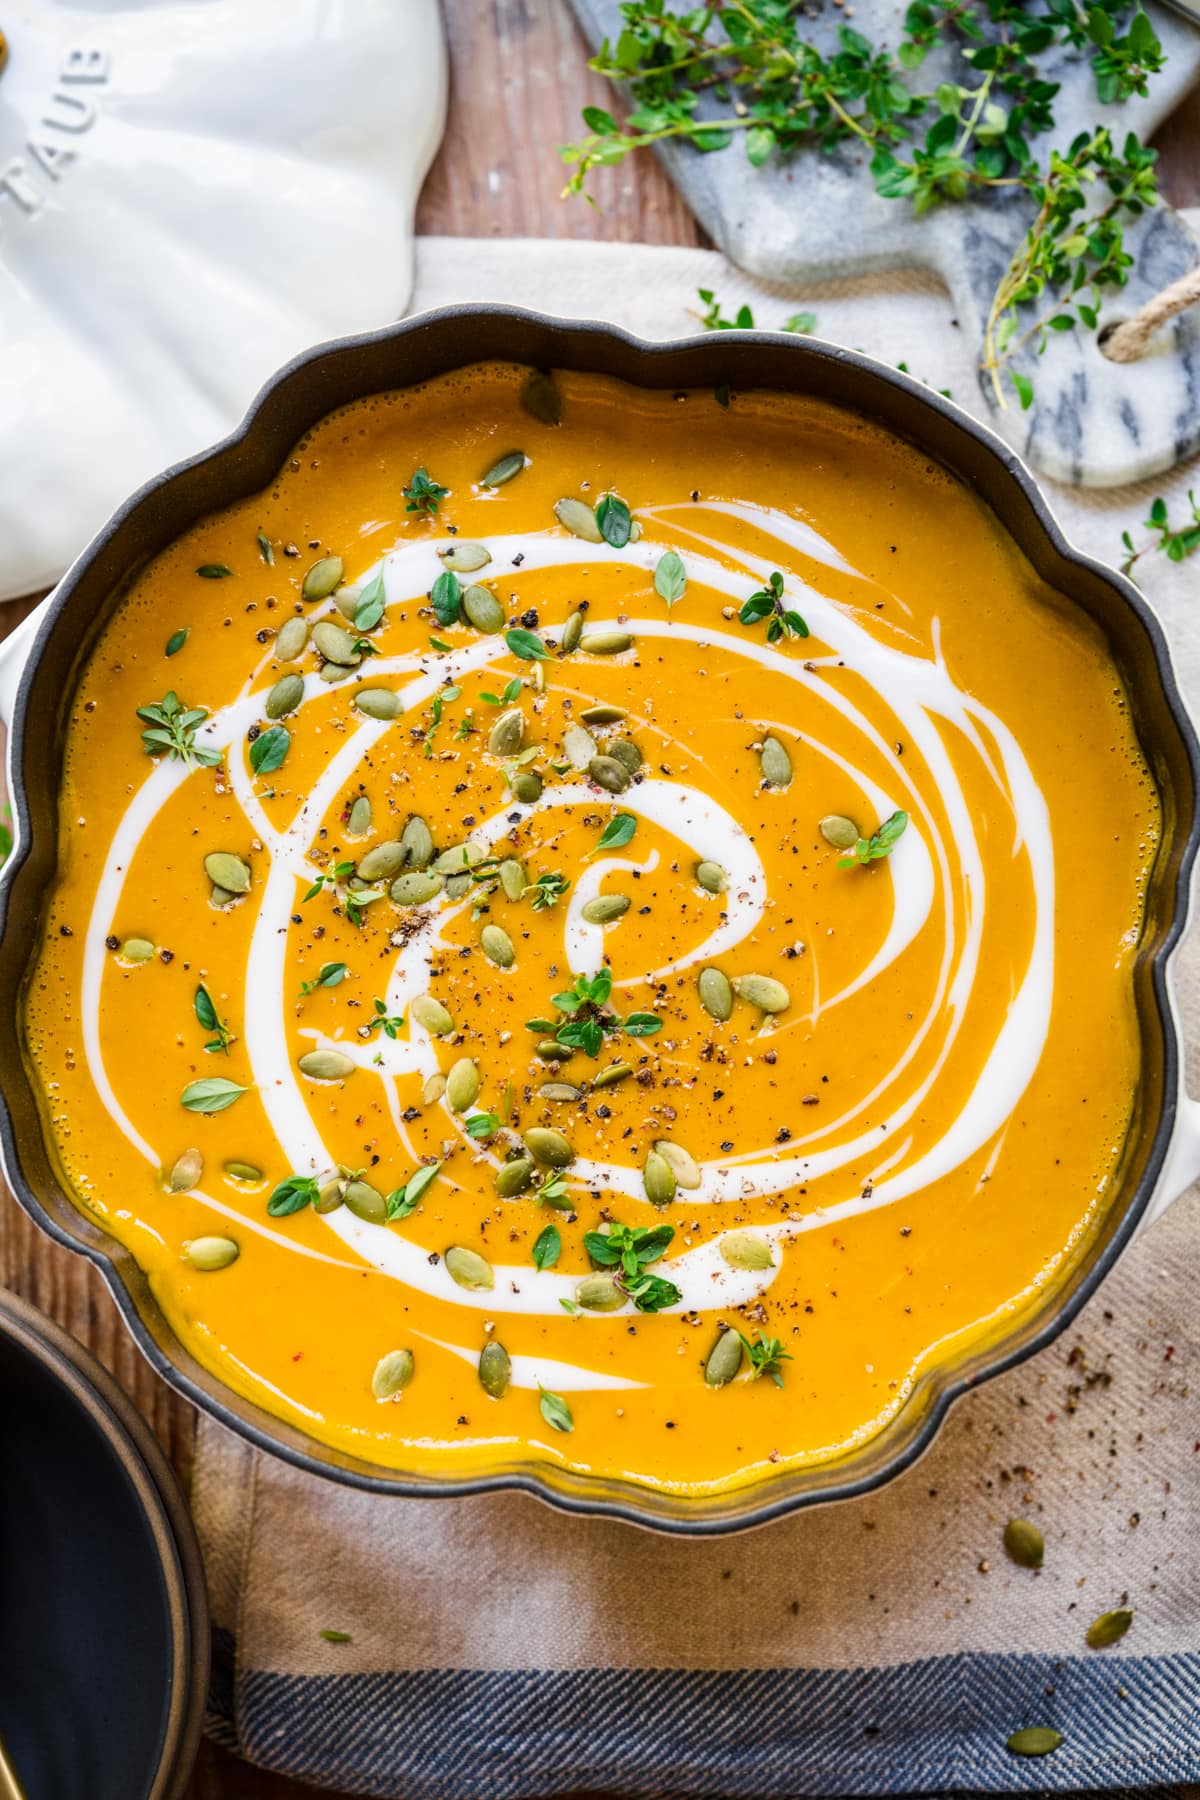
403, 467, 449, 517
1120, 491, 1200, 576
137, 692, 221, 768
562, 0, 1164, 407
526, 967, 662, 1059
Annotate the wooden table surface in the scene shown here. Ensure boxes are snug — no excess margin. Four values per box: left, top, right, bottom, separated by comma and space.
2, 3, 1199, 1795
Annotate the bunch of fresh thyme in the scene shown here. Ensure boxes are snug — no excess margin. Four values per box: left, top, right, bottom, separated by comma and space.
560, 0, 1166, 407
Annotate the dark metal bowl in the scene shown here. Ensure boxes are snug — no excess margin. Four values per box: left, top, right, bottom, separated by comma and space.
0, 1289, 209, 1797
1, 308, 1197, 1533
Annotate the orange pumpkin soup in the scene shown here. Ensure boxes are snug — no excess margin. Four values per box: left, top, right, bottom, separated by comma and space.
24, 363, 1158, 1495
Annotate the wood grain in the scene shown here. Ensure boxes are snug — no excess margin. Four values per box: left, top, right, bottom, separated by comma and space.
0, 1, 1197, 1793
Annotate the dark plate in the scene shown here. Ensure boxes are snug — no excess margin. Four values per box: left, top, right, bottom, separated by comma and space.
0, 1289, 208, 1798
0, 309, 1197, 1532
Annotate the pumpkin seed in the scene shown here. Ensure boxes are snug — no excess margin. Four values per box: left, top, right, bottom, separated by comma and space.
524, 1127, 573, 1167
720, 1230, 774, 1272
347, 795, 372, 836
479, 1339, 511, 1399
495, 1157, 534, 1198
705, 1327, 744, 1388
439, 541, 491, 574
481, 924, 516, 968
298, 1049, 356, 1081
562, 724, 597, 769
411, 994, 455, 1035
183, 1236, 240, 1272
1086, 1608, 1133, 1649
266, 673, 304, 719
576, 1274, 625, 1312
608, 737, 642, 774
210, 885, 236, 908
333, 585, 362, 622
488, 709, 524, 756
357, 841, 407, 882
555, 496, 604, 543
643, 1150, 677, 1206
820, 813, 860, 850
581, 894, 630, 924
372, 1348, 414, 1399
121, 937, 156, 963
521, 370, 562, 425
698, 967, 733, 1021
499, 858, 526, 901
320, 660, 353, 684
511, 772, 543, 804
561, 610, 584, 654
580, 628, 632, 656
592, 1062, 632, 1090
315, 1173, 345, 1213
732, 974, 790, 1014
401, 815, 435, 869
463, 584, 506, 633
354, 688, 401, 721
482, 450, 526, 488
446, 1057, 480, 1113
344, 1180, 387, 1223
302, 555, 344, 601
166, 1149, 203, 1192
275, 616, 309, 661
696, 860, 728, 894
1003, 1518, 1044, 1569
537, 1041, 573, 1063
434, 839, 485, 874
1006, 1728, 1062, 1758
589, 755, 630, 795
445, 1245, 494, 1290
581, 704, 627, 725
760, 735, 793, 788
539, 1082, 583, 1102
390, 871, 444, 905
654, 1139, 702, 1190
204, 852, 250, 894
224, 1161, 264, 1185
445, 873, 471, 900
422, 1073, 447, 1106
313, 620, 361, 666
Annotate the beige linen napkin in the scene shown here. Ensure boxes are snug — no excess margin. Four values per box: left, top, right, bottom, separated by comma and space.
194, 236, 1200, 1798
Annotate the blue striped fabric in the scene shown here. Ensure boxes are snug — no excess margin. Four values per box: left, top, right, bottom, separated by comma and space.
207, 1652, 1200, 1797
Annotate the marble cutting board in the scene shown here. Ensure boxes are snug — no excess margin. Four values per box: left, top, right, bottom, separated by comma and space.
570, 0, 1200, 488
0, 0, 447, 602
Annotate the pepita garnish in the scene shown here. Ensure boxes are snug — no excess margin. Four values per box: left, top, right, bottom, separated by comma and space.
581, 704, 626, 725
478, 1339, 512, 1397
422, 1072, 448, 1106
354, 688, 401, 721
539, 1081, 583, 1102
401, 815, 435, 869
732, 974, 790, 1014
482, 450, 526, 488
1085, 1607, 1133, 1649
313, 620, 361, 667
698, 967, 734, 1021
654, 1139, 702, 1190
563, 724, 598, 768
480, 924, 516, 968
298, 1049, 356, 1081
521, 370, 562, 425
224, 1161, 264, 1185
643, 1149, 677, 1206
488, 709, 524, 756
495, 1157, 534, 1197
1006, 1728, 1062, 1758
463, 584, 506, 633
444, 872, 472, 899
390, 871, 444, 906
592, 1062, 632, 1090
411, 994, 455, 1035
347, 795, 372, 836
266, 673, 304, 719
344, 1180, 387, 1223
588, 754, 631, 795
524, 1127, 573, 1167
576, 1274, 625, 1312
696, 860, 728, 894
705, 1327, 745, 1388
446, 1057, 481, 1113
275, 616, 309, 662
121, 937, 157, 963
720, 1230, 774, 1272
183, 1236, 239, 1272
820, 813, 860, 850
512, 772, 543, 804
499, 858, 527, 901
759, 735, 793, 788
581, 893, 630, 924
204, 852, 250, 895
434, 839, 485, 874
302, 555, 344, 602
357, 841, 407, 882
166, 1149, 203, 1193
372, 1348, 414, 1399
608, 737, 643, 774
445, 1245, 494, 1290
561, 610, 584, 654
1003, 1517, 1044, 1569
555, 496, 604, 543
439, 541, 491, 574
580, 628, 632, 656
